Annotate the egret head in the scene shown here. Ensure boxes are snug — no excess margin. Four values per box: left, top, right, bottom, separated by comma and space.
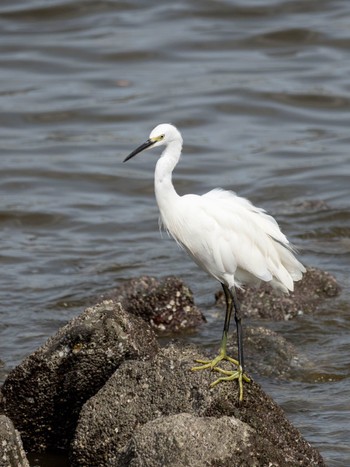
124, 123, 182, 162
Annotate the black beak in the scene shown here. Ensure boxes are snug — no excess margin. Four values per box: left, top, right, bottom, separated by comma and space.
123, 139, 155, 162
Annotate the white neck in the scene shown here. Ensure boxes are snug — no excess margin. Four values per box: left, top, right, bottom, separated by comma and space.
154, 140, 182, 216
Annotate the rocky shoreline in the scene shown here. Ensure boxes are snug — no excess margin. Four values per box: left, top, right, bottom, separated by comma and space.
0, 268, 340, 466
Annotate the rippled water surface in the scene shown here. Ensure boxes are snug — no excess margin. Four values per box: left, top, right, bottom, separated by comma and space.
1, 1, 350, 465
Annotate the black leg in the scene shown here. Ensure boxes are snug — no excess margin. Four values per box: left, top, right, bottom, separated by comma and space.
220, 283, 233, 354
191, 283, 250, 401
231, 287, 244, 372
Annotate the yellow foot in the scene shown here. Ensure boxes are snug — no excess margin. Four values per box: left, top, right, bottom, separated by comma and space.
211, 366, 251, 402
191, 353, 239, 371
191, 353, 250, 401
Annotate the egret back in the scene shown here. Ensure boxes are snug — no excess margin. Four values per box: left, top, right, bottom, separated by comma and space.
158, 188, 305, 292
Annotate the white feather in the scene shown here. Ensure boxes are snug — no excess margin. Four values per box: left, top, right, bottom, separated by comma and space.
128, 123, 305, 294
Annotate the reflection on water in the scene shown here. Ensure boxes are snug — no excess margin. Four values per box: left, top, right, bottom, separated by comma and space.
0, 0, 349, 465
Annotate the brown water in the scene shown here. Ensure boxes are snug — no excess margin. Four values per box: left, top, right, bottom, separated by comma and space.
1, 1, 349, 465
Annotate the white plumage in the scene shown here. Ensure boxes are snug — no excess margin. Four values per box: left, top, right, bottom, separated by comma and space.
159, 187, 304, 293
124, 123, 305, 401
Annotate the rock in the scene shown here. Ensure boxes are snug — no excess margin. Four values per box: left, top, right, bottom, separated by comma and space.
1, 301, 158, 452
71, 344, 325, 467
100, 276, 205, 332
120, 413, 287, 467
215, 267, 341, 320
0, 415, 29, 467
1, 271, 331, 464
243, 326, 307, 379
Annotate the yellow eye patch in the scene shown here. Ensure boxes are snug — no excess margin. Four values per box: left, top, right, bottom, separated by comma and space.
151, 134, 165, 142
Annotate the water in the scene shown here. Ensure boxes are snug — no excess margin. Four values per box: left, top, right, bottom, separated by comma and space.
1, 0, 349, 465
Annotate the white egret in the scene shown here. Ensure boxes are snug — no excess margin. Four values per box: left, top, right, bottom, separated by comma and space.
124, 123, 305, 401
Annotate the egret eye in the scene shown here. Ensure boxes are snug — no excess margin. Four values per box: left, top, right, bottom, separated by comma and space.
159, 134, 165, 140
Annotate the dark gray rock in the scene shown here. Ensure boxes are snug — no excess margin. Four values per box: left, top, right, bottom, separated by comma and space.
238, 325, 307, 379
0, 415, 29, 467
100, 276, 205, 332
215, 267, 341, 321
71, 344, 325, 467
120, 413, 288, 467
2, 300, 158, 452
1, 271, 331, 465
